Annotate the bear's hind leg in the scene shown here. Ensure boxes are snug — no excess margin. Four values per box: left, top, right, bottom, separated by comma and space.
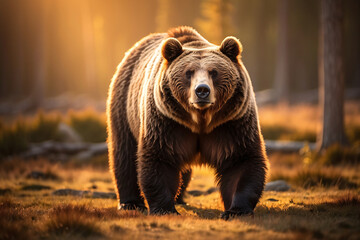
108, 118, 146, 212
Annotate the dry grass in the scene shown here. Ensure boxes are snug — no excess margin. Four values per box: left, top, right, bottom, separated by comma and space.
268, 151, 360, 189
258, 103, 321, 133
45, 204, 104, 238
0, 156, 359, 240
0, 199, 32, 240
0, 103, 359, 239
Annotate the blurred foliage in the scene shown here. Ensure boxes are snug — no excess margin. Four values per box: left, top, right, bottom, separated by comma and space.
0, 110, 109, 157
70, 153, 109, 170
0, 112, 62, 157
27, 112, 62, 142
293, 169, 357, 189
1, 106, 359, 158
270, 149, 359, 189
299, 142, 315, 166
261, 124, 292, 140
261, 122, 360, 144
299, 142, 360, 167
261, 124, 317, 142
346, 124, 360, 144
319, 144, 360, 165
0, 121, 29, 157
0, 109, 108, 157
68, 110, 107, 143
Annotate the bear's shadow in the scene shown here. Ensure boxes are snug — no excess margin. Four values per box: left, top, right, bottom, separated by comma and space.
178, 204, 222, 220
186, 187, 218, 197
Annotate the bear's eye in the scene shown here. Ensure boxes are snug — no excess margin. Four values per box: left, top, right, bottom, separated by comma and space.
209, 70, 218, 78
185, 70, 194, 80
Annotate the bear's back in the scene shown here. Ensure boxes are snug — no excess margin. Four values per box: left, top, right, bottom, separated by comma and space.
108, 33, 165, 140
125, 33, 167, 139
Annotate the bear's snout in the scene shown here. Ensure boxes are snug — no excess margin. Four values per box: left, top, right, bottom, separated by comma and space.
190, 69, 215, 109
195, 84, 210, 99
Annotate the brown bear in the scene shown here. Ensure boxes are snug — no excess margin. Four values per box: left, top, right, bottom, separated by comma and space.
107, 26, 268, 219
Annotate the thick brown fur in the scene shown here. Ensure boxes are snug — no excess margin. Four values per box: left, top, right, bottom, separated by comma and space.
107, 26, 268, 219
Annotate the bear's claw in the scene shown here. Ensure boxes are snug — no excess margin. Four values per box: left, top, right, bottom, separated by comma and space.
220, 209, 254, 220
118, 203, 147, 213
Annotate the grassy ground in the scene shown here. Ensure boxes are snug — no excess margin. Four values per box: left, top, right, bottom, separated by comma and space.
0, 102, 359, 239
0, 154, 359, 240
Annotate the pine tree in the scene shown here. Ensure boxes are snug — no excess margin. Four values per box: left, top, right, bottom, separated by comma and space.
318, 0, 347, 150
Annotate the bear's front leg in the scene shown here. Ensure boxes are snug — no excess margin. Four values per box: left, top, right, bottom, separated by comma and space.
137, 144, 181, 215
217, 156, 267, 220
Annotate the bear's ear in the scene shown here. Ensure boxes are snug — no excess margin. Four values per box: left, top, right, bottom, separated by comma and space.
219, 37, 243, 61
161, 38, 183, 62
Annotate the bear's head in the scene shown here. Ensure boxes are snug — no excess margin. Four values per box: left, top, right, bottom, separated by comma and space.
155, 36, 252, 133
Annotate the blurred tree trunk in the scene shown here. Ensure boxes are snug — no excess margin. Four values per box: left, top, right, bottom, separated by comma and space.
252, 1, 266, 91
318, 0, 347, 150
196, 0, 234, 44
274, 0, 289, 103
196, 0, 222, 44
13, 3, 25, 99
220, 0, 235, 38
32, 0, 49, 108
156, 0, 170, 32
0, 0, 11, 100
81, 0, 98, 98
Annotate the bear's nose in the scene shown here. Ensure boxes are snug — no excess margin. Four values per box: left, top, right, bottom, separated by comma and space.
195, 84, 210, 99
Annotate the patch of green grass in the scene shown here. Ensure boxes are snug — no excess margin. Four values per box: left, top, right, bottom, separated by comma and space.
69, 111, 107, 143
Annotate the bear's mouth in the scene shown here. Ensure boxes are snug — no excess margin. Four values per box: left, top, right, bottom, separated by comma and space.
191, 101, 214, 109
